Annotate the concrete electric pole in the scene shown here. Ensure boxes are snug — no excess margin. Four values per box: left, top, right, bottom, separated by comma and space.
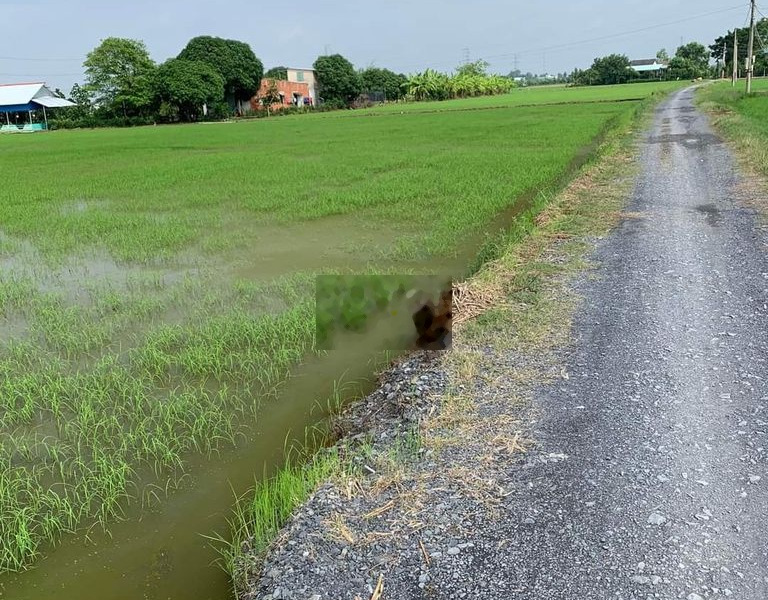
746, 0, 756, 93
732, 29, 739, 86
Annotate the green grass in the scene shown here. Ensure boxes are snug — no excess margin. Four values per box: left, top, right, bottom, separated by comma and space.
0, 82, 677, 574
697, 78, 768, 176
216, 448, 341, 596
4, 102, 634, 263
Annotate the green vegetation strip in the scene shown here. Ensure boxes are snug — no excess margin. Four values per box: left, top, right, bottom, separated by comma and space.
697, 79, 768, 173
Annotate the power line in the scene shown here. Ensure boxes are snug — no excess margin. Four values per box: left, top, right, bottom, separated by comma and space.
0, 72, 83, 77
0, 55, 80, 62
389, 3, 748, 73
480, 4, 746, 62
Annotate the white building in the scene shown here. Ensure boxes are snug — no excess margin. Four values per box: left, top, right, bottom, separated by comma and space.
629, 59, 669, 74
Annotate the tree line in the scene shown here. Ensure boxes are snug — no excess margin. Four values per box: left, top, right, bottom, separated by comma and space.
567, 17, 768, 87
53, 39, 519, 128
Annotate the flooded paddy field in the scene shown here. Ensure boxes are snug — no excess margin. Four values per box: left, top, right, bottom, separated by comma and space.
0, 83, 670, 599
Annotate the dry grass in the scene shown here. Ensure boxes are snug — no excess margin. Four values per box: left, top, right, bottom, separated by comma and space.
326, 512, 357, 545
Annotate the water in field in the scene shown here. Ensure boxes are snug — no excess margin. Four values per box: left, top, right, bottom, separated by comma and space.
0, 343, 384, 600
0, 213, 462, 600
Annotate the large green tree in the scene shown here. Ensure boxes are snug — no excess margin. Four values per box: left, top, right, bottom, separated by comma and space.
313, 54, 361, 106
153, 58, 224, 122
178, 36, 263, 108
676, 42, 709, 72
587, 54, 634, 85
359, 67, 407, 101
83, 37, 156, 117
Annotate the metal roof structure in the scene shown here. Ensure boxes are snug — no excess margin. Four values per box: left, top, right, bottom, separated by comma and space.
630, 59, 669, 73
0, 82, 75, 113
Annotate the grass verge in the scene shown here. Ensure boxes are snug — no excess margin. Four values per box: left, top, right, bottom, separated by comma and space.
697, 81, 768, 215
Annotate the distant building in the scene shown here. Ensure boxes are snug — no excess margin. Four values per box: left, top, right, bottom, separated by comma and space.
286, 68, 318, 105
630, 59, 669, 74
251, 68, 319, 112
251, 79, 313, 112
0, 82, 74, 132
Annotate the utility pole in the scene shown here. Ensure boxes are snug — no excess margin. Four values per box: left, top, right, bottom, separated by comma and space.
746, 0, 756, 93
732, 29, 739, 86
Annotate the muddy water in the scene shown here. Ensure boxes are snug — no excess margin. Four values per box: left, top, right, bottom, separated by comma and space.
0, 328, 396, 600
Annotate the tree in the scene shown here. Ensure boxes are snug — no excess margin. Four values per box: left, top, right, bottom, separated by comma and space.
455, 59, 489, 78
313, 54, 361, 106
153, 58, 224, 122
676, 42, 709, 70
84, 37, 156, 117
265, 66, 288, 80
66, 83, 94, 121
402, 69, 449, 101
588, 54, 634, 85
178, 36, 263, 110
259, 80, 282, 115
656, 49, 670, 62
571, 67, 596, 86
359, 67, 407, 101
667, 57, 700, 80
710, 19, 768, 78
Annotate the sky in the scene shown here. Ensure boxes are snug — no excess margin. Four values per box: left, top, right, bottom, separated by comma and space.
0, 0, 759, 92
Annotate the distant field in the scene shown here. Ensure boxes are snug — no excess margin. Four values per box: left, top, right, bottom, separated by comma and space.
4, 100, 648, 263
0, 81, 672, 576
356, 80, 686, 114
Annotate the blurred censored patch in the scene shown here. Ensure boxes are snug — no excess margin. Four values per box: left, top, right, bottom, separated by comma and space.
316, 275, 453, 351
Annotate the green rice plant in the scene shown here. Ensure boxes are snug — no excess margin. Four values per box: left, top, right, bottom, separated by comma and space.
209, 448, 340, 597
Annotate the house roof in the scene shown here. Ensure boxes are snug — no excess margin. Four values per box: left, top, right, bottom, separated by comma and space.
0, 82, 75, 109
630, 58, 660, 66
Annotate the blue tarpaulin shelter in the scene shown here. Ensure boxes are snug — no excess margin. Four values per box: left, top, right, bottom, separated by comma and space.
0, 82, 75, 132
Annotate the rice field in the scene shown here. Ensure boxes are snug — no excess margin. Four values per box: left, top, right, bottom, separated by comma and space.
0, 81, 679, 592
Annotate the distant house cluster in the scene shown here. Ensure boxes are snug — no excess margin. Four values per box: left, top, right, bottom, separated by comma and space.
251, 67, 319, 112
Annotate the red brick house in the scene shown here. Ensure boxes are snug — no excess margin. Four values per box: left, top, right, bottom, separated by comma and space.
251, 79, 313, 112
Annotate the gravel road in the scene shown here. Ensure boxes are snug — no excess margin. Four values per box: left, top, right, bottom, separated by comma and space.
247, 87, 768, 600
482, 87, 768, 598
